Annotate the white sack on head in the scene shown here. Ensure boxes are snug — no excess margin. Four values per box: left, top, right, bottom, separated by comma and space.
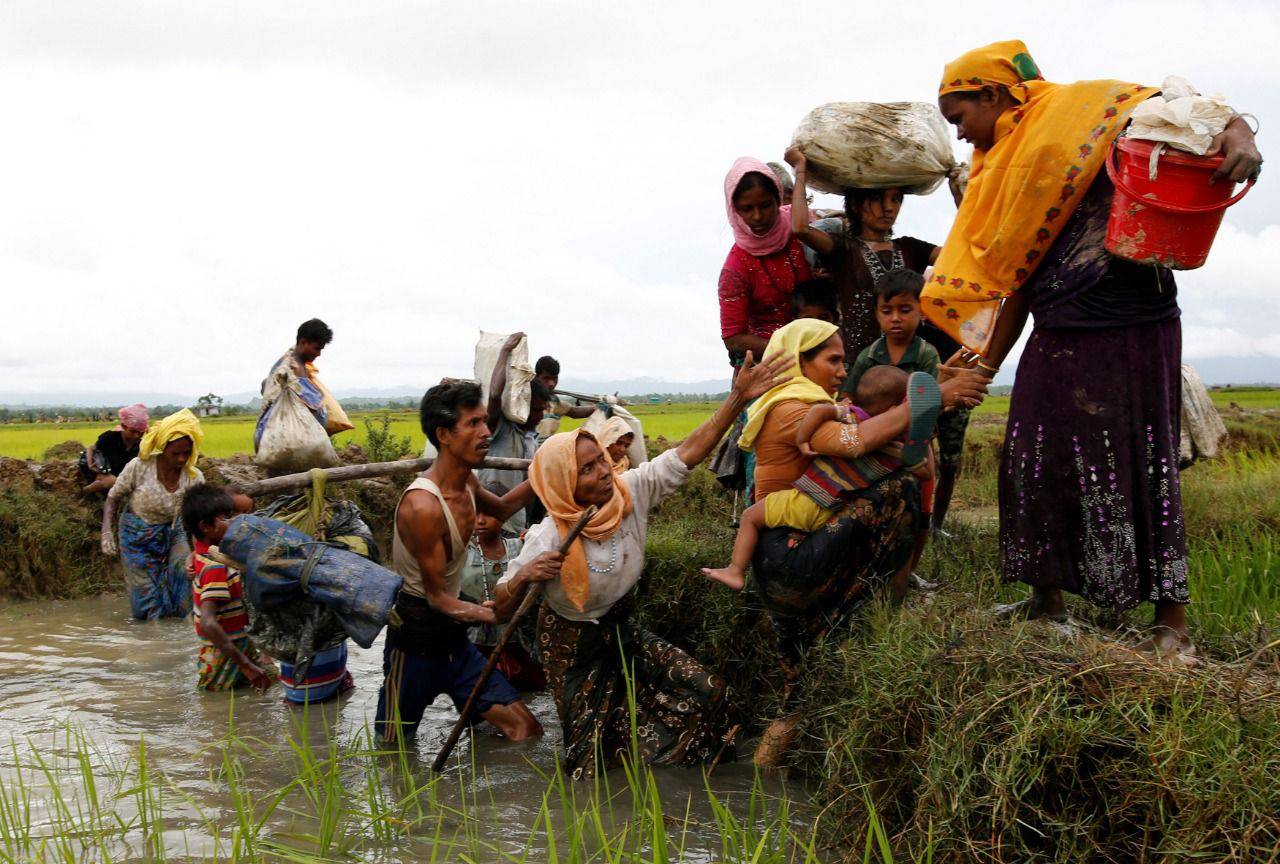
474, 331, 535, 426
1128, 76, 1235, 157
790, 102, 957, 195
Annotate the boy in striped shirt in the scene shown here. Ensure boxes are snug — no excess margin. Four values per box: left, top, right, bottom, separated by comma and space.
182, 485, 275, 692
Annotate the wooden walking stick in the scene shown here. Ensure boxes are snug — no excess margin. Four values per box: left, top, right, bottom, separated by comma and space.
431, 504, 598, 772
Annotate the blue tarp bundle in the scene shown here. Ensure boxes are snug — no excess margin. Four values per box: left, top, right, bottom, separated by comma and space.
219, 514, 401, 650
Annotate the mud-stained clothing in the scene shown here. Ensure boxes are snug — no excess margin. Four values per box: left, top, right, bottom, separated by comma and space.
190, 541, 275, 691
376, 477, 519, 742
501, 449, 736, 776
999, 174, 1188, 609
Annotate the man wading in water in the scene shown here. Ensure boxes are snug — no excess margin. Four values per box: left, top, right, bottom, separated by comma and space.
375, 381, 543, 744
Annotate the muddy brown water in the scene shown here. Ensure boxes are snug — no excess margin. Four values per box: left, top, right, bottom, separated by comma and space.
0, 595, 817, 861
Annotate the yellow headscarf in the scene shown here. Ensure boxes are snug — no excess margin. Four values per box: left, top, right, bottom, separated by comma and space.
137, 408, 204, 477
924, 40, 1157, 352
528, 428, 634, 612
738, 319, 839, 452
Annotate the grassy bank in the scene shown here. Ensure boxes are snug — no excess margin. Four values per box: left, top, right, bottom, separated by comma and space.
0, 403, 725, 460
627, 410, 1280, 860
2, 411, 1279, 859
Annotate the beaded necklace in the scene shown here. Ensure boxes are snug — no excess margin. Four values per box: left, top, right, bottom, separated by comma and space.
855, 237, 904, 286
585, 535, 620, 575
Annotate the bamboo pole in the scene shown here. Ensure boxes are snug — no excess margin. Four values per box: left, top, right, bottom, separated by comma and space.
431, 505, 598, 773
234, 456, 532, 498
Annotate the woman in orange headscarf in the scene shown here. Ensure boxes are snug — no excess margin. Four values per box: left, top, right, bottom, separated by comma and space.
493, 350, 788, 778
925, 41, 1261, 659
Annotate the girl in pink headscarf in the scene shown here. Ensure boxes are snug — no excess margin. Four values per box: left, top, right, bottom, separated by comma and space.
717, 157, 813, 368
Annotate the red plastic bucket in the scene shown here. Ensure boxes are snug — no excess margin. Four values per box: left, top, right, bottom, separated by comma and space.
1104, 136, 1254, 270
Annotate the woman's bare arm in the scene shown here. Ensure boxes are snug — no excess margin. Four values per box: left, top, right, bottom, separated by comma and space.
675, 349, 789, 468
785, 147, 836, 256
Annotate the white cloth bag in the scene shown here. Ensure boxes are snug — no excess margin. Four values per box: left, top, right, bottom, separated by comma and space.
474, 331, 535, 425
256, 370, 339, 472
790, 102, 957, 195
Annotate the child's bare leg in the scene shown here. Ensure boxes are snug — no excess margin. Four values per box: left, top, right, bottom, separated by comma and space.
701, 501, 768, 590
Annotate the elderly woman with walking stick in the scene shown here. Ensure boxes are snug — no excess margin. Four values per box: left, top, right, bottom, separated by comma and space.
494, 349, 789, 779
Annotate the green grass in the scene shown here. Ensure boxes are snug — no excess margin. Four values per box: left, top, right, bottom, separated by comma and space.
3, 389, 1275, 460
0, 701, 831, 862
1209, 385, 1280, 410
0, 404, 728, 461
3, 401, 1280, 861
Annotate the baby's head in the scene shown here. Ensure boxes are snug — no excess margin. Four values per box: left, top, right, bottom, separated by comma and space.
855, 365, 909, 417
181, 483, 237, 546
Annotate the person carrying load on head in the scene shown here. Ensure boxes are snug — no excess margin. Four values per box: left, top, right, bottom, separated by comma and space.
785, 135, 974, 536
477, 333, 552, 536
375, 381, 543, 745
80, 403, 149, 495
925, 40, 1260, 662
101, 409, 250, 619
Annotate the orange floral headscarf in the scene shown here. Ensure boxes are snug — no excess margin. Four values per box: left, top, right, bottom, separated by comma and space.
924, 40, 1156, 352
528, 429, 634, 612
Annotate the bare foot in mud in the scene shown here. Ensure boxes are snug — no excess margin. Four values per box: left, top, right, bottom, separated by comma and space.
701, 565, 746, 591
994, 587, 1069, 623
1133, 626, 1199, 667
753, 715, 799, 768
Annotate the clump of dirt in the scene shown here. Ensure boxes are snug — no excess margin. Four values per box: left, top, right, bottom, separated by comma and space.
42, 440, 85, 461
0, 458, 36, 493
339, 443, 369, 465
35, 460, 87, 499
0, 448, 407, 599
200, 454, 266, 490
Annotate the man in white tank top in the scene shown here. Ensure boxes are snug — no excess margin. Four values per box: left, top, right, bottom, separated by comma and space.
375, 381, 543, 745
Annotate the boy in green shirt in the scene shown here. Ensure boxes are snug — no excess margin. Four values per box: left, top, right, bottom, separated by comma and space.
843, 268, 941, 589
843, 269, 940, 395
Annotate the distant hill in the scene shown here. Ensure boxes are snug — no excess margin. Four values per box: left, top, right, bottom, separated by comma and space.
3, 361, 1276, 409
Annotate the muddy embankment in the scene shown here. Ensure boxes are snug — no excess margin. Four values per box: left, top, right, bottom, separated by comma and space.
0, 443, 406, 599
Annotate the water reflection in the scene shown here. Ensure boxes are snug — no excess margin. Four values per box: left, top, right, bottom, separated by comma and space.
0, 595, 817, 860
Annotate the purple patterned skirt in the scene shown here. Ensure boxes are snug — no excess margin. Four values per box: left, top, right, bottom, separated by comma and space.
999, 320, 1189, 609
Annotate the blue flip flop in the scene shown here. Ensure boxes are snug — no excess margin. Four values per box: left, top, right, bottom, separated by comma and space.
903, 372, 941, 465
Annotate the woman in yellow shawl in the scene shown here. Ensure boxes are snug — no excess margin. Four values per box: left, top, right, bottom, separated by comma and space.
926, 41, 1261, 659
101, 409, 208, 619
724, 319, 985, 762
493, 349, 788, 778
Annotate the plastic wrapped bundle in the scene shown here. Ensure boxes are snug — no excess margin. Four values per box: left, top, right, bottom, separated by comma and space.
217, 515, 402, 653
790, 102, 957, 195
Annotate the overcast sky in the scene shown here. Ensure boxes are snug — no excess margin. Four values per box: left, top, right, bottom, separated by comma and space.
1, 0, 1276, 399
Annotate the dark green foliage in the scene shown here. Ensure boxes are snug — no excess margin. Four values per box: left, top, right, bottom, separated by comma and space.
361, 413, 412, 463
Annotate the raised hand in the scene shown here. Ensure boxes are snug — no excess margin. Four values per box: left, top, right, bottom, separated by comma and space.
733, 349, 790, 401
